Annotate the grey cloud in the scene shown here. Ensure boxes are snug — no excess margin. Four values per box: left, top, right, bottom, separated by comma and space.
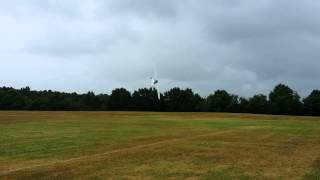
103, 0, 179, 19
197, 0, 320, 95
0, 0, 319, 97
27, 24, 113, 57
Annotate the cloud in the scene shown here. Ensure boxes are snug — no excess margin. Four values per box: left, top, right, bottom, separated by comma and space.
0, 0, 319, 97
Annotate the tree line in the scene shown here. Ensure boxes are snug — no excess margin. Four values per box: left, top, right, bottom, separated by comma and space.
0, 84, 319, 116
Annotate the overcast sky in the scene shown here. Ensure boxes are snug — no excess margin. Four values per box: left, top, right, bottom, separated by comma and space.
0, 0, 319, 97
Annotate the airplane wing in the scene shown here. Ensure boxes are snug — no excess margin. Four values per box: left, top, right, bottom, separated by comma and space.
156, 85, 161, 100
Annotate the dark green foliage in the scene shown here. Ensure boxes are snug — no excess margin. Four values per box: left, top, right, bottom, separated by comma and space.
0, 87, 105, 111
82, 92, 102, 110
207, 90, 239, 112
193, 94, 207, 112
97, 94, 109, 110
303, 90, 320, 116
0, 84, 319, 116
248, 94, 269, 114
238, 97, 249, 113
164, 88, 202, 112
269, 84, 302, 115
0, 87, 27, 110
108, 88, 132, 111
132, 88, 160, 111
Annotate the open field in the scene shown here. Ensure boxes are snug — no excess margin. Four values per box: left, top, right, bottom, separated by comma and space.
0, 111, 320, 179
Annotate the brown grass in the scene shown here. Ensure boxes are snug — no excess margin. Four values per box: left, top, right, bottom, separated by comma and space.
0, 111, 319, 179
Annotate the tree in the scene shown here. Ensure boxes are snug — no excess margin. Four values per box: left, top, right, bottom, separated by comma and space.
248, 94, 269, 114
207, 90, 238, 112
269, 84, 302, 115
82, 92, 102, 110
108, 88, 132, 111
0, 87, 26, 110
132, 88, 160, 111
193, 93, 206, 112
238, 97, 249, 113
0, 85, 319, 116
229, 95, 240, 112
303, 90, 320, 116
163, 88, 199, 112
97, 94, 109, 110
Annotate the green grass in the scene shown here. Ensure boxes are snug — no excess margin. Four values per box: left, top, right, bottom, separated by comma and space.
0, 111, 320, 179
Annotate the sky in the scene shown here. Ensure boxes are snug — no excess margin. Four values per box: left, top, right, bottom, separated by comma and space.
0, 0, 319, 97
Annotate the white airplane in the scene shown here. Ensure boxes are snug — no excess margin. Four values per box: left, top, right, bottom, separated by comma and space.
150, 65, 161, 100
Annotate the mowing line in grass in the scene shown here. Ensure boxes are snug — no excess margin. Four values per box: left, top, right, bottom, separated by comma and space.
0, 130, 233, 176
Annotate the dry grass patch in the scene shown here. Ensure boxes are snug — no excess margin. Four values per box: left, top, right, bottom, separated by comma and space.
0, 111, 320, 179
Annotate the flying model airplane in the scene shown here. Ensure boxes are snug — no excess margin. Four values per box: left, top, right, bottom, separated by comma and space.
150, 65, 161, 100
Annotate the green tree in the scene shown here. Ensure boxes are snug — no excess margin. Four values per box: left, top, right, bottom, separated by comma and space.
269, 84, 302, 115
97, 94, 109, 110
132, 88, 160, 111
238, 97, 249, 113
207, 90, 238, 112
303, 90, 320, 116
193, 93, 206, 112
248, 94, 269, 114
163, 88, 199, 112
82, 92, 102, 110
108, 88, 132, 111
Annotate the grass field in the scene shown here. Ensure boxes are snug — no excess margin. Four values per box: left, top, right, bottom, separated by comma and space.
0, 111, 320, 179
